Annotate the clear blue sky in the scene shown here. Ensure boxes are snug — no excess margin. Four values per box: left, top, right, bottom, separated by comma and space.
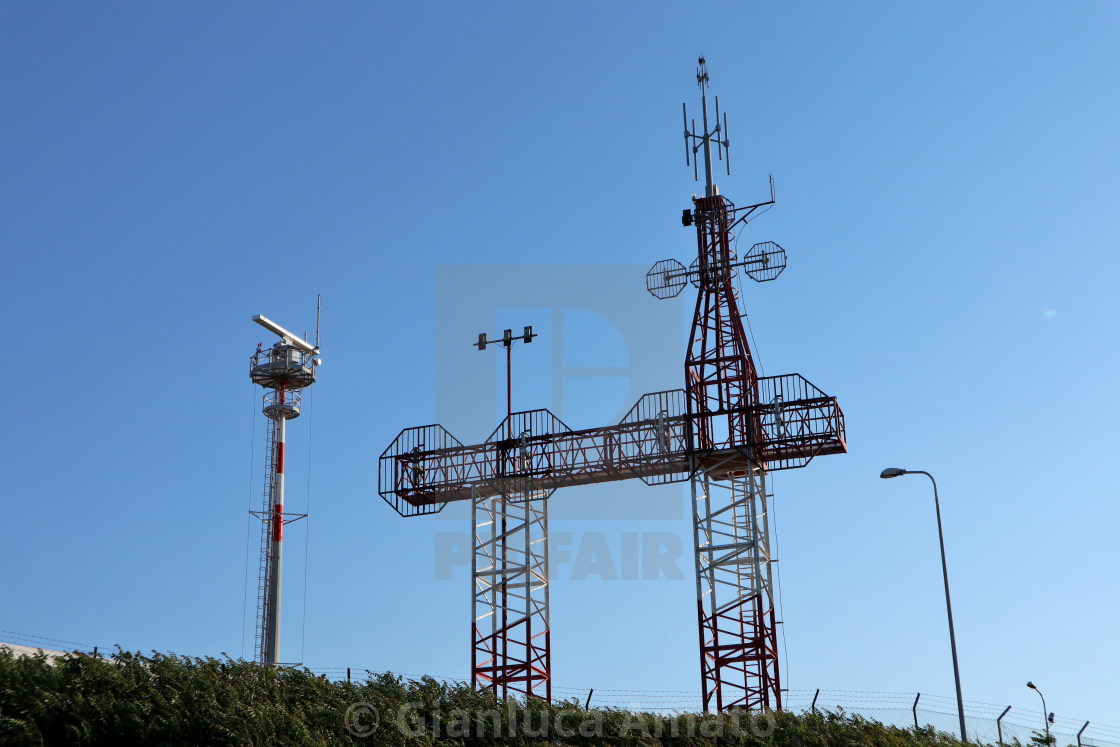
2, 0, 1118, 726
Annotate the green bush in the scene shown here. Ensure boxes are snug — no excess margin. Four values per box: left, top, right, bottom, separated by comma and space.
0, 648, 970, 747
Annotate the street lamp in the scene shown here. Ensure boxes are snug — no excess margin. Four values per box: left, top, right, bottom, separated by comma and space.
881, 467, 967, 743
1027, 682, 1053, 743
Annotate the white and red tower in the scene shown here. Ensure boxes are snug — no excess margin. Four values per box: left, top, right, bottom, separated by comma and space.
249, 311, 320, 666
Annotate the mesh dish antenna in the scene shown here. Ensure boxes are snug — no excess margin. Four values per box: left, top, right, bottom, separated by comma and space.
646, 241, 786, 299
646, 258, 689, 299
742, 241, 787, 283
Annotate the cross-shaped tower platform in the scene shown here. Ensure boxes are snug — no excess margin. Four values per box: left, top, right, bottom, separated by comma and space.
379, 58, 846, 712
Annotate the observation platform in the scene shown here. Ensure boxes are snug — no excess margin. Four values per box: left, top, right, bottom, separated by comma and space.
250, 343, 317, 389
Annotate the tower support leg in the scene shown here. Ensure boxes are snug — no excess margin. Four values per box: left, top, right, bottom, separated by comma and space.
472, 487, 551, 702
693, 463, 780, 712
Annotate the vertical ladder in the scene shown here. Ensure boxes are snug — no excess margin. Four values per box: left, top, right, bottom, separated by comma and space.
254, 413, 278, 662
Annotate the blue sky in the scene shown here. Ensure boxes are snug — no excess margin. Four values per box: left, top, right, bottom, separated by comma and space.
2, 0, 1118, 727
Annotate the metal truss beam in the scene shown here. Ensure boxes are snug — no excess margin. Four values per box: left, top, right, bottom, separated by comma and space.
380, 380, 843, 513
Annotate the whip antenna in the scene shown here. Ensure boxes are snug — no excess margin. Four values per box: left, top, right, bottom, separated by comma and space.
315, 294, 321, 350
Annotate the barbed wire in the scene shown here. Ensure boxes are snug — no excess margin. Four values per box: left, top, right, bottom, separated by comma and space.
0, 629, 100, 651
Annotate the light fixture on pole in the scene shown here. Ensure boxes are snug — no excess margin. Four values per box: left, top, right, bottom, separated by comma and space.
1027, 682, 1052, 744
881, 467, 967, 743
476, 326, 536, 434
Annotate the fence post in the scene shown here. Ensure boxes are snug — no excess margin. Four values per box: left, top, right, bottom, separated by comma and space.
1078, 721, 1090, 747
347, 667, 351, 683
997, 705, 1012, 747
811, 689, 820, 714
913, 693, 921, 731
585, 689, 594, 710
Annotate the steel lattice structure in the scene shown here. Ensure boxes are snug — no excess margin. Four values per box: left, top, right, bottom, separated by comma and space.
471, 479, 551, 702
379, 58, 845, 711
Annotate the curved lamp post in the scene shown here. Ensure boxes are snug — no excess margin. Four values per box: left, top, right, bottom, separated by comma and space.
1027, 682, 1052, 743
881, 467, 967, 743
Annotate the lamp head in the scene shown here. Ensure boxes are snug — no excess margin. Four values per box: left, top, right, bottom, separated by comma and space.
880, 467, 907, 479
1027, 681, 1036, 689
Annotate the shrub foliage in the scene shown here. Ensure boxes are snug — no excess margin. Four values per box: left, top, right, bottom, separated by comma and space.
0, 648, 969, 746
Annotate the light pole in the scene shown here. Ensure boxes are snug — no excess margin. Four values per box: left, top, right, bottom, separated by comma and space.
1027, 682, 1052, 744
881, 467, 967, 743
476, 326, 537, 436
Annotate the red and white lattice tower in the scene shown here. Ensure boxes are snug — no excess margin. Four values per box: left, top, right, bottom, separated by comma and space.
677, 56, 785, 710
248, 309, 320, 666
470, 328, 551, 702
379, 59, 845, 711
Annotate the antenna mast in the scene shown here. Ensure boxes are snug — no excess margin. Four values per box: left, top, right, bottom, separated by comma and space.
684, 55, 730, 198
669, 59, 795, 712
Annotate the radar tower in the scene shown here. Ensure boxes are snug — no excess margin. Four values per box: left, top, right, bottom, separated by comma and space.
248, 302, 321, 666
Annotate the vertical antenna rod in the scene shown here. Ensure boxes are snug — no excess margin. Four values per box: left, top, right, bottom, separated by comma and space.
698, 60, 715, 196
683, 56, 730, 198
315, 294, 321, 350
